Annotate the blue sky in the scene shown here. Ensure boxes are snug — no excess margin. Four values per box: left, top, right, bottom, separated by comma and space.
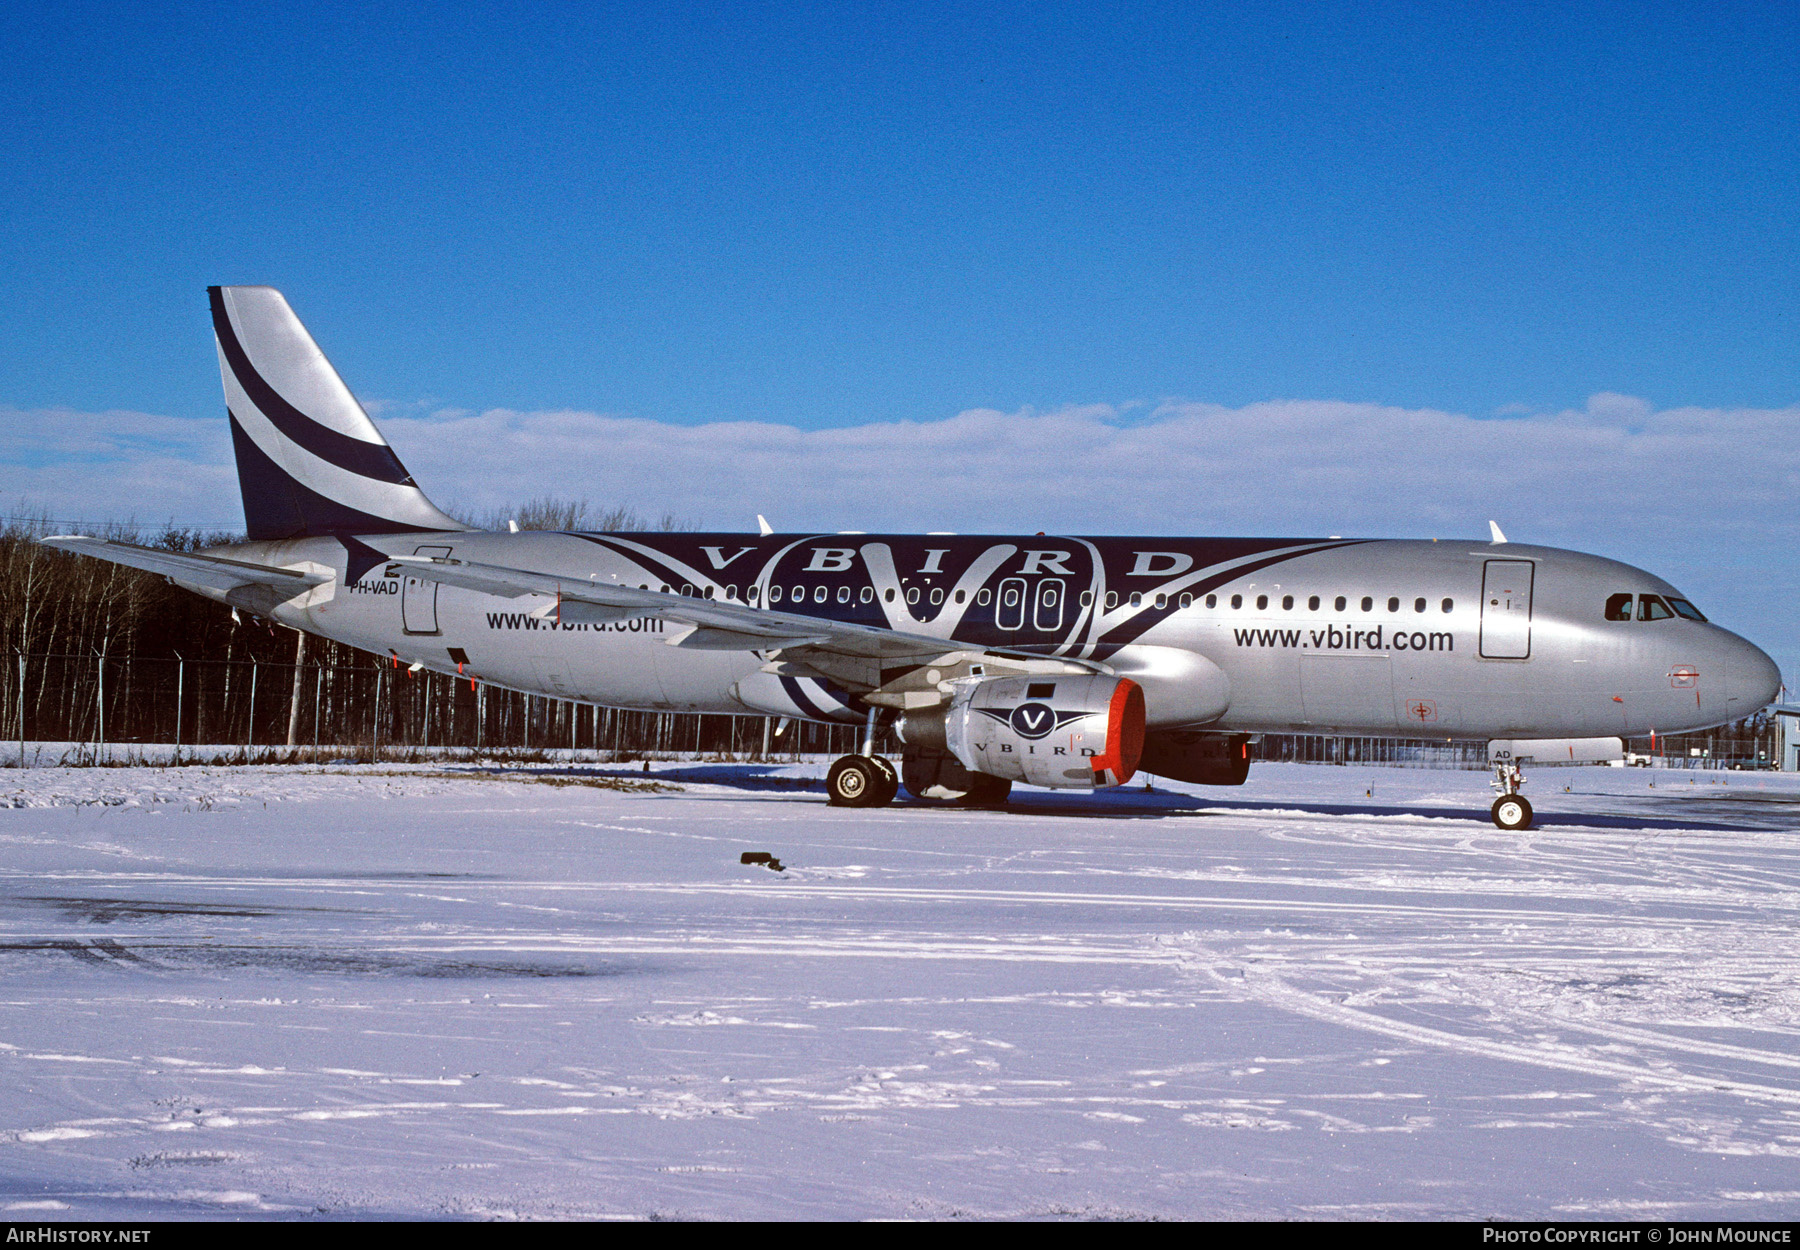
3, 1, 1796, 425
1, 2, 1796, 681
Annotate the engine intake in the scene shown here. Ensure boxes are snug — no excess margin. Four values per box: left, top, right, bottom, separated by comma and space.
925, 674, 1145, 789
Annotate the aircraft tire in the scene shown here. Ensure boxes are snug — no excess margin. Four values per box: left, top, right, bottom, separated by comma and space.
868, 756, 900, 807
1491, 794, 1533, 831
826, 755, 882, 807
955, 774, 1013, 808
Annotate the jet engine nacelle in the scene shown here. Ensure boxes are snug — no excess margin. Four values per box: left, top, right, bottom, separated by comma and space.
938, 674, 1146, 789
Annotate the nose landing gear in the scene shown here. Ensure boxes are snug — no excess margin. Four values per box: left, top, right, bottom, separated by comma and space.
1490, 760, 1534, 830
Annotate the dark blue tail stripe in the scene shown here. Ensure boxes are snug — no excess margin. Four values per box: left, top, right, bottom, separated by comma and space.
230, 413, 440, 540
209, 286, 416, 486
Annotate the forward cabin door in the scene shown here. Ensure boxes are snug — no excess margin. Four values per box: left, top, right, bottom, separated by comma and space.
402, 545, 453, 635
1479, 559, 1534, 659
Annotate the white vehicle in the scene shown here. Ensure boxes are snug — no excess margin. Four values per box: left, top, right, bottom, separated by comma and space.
45, 287, 1783, 829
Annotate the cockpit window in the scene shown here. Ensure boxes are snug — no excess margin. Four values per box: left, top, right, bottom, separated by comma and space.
1667, 597, 1707, 622
1638, 594, 1674, 621
1604, 593, 1633, 621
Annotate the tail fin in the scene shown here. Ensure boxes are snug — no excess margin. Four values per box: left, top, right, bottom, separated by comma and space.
208, 285, 465, 540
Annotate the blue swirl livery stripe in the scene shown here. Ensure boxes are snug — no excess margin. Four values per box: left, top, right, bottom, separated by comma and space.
1089, 541, 1365, 655
779, 676, 861, 723
229, 413, 439, 541
209, 286, 416, 486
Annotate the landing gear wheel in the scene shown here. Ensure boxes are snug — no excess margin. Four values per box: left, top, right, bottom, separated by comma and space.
1491, 794, 1533, 831
827, 755, 892, 807
955, 774, 1013, 808
868, 756, 900, 807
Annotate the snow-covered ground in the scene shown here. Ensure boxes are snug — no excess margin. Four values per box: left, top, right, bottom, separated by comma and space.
2, 758, 1799, 1220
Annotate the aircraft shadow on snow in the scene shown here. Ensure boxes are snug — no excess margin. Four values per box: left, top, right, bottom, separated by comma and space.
454, 764, 1775, 834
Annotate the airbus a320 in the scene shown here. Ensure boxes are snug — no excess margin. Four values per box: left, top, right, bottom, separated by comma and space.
45, 287, 1783, 829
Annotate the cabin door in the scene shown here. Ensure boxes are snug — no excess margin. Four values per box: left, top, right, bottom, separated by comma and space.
402, 546, 453, 635
1479, 559, 1534, 659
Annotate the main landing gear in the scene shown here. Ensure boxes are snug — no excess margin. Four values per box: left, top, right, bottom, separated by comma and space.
1490, 760, 1534, 830
826, 753, 899, 808
826, 707, 900, 808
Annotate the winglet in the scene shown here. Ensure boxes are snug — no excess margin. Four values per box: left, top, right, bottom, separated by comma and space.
757, 514, 774, 537
1488, 521, 1508, 544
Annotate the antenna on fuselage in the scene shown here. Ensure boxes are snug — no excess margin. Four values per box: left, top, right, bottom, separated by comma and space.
757, 515, 774, 537
1488, 521, 1508, 544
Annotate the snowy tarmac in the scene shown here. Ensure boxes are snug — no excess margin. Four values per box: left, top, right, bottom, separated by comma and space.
2, 758, 1800, 1220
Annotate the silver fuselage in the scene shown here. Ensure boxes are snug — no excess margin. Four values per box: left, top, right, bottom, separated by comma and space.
196, 531, 1781, 740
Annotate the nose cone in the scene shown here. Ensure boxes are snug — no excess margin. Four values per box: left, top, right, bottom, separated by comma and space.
1723, 635, 1783, 716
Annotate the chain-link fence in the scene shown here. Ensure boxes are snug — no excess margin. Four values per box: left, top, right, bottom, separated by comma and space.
1, 651, 876, 766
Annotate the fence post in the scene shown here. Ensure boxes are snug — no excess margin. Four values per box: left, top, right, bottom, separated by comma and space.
287, 632, 306, 748
174, 654, 184, 765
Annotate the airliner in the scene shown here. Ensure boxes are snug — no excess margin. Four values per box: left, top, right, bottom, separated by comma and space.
44, 287, 1783, 829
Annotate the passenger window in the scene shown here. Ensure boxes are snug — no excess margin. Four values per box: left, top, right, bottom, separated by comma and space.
1413, 598, 1426, 613
726, 585, 739, 601
1230, 594, 1242, 609
1153, 593, 1166, 609
1639, 594, 1673, 621
704, 585, 716, 599
952, 589, 964, 604
1441, 598, 1453, 613
1604, 593, 1633, 621
1106, 591, 1119, 609
681, 584, 694, 596
1308, 595, 1320, 611
1129, 592, 1143, 608
1360, 596, 1373, 612
1179, 593, 1192, 609
861, 586, 874, 604
747, 586, 759, 603
1668, 598, 1707, 622
768, 586, 782, 603
1281, 595, 1294, 610
814, 586, 828, 604
884, 588, 896, 603
1205, 594, 1216, 608
1255, 594, 1268, 610
1387, 597, 1399, 612
837, 586, 850, 604
1079, 590, 1093, 607
930, 587, 944, 605
978, 588, 991, 605
906, 587, 920, 605
1334, 596, 1346, 611
792, 586, 804, 602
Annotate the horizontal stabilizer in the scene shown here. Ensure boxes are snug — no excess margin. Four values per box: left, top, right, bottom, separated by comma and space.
40, 536, 327, 599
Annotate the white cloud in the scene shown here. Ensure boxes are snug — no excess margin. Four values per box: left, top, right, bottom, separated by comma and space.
3, 395, 1794, 682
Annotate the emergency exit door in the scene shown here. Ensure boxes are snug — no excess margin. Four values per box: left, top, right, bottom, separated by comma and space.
1480, 559, 1534, 659
402, 545, 452, 634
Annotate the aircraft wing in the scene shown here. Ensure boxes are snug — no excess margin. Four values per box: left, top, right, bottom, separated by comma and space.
40, 536, 328, 599
390, 553, 1102, 689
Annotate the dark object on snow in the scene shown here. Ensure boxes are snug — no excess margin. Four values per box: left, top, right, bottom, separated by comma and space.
739, 851, 785, 872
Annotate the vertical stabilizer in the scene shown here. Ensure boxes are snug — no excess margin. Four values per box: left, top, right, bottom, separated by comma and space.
209, 285, 465, 540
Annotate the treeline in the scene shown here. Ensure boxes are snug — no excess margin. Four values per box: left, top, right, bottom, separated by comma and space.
0, 504, 872, 764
